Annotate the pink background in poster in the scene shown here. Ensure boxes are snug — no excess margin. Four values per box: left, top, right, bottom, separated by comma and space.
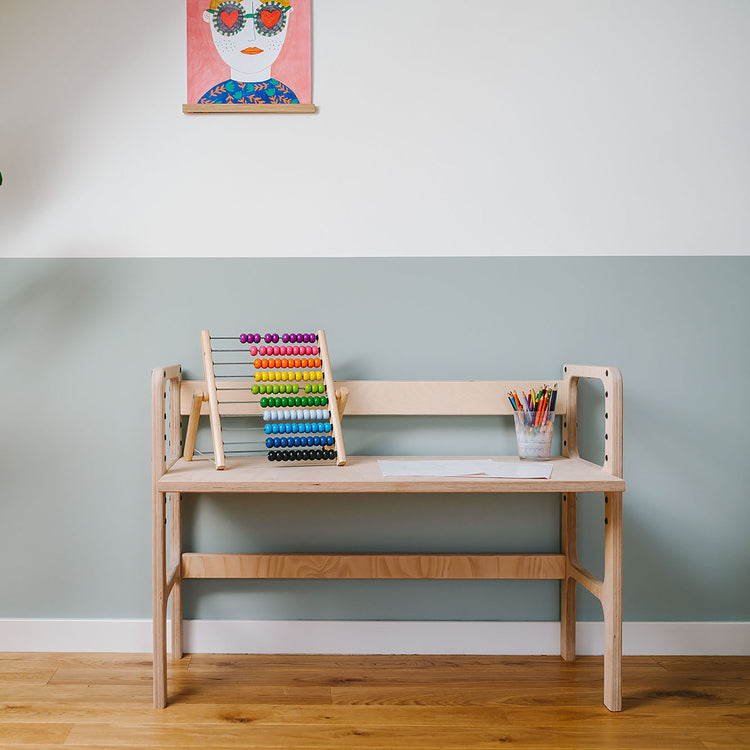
186, 0, 311, 104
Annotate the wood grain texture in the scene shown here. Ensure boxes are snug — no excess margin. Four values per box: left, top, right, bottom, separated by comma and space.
179, 379, 569, 417
157, 455, 625, 494
1, 654, 748, 749
182, 103, 317, 114
180, 553, 567, 580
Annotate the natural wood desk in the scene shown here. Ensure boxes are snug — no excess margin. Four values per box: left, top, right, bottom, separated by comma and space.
152, 365, 624, 710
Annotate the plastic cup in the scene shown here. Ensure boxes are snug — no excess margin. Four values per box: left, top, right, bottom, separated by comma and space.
513, 410, 555, 461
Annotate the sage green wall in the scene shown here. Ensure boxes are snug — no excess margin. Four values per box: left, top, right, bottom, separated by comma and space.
1, 257, 747, 622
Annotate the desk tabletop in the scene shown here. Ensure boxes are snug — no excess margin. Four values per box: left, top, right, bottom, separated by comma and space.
157, 455, 625, 494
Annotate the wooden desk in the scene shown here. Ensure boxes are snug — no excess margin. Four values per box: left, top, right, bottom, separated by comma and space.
152, 365, 624, 711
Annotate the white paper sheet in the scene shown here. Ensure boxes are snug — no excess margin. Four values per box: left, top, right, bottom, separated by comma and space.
377, 459, 553, 479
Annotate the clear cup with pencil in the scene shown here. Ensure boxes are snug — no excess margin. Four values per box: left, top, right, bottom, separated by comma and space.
509, 385, 557, 461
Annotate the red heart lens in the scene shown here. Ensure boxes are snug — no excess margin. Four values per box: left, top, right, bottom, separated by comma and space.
260, 8, 281, 29
220, 8, 239, 28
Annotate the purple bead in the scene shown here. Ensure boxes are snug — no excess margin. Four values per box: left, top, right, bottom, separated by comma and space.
265, 333, 272, 343
240, 334, 248, 344
289, 333, 297, 343
282, 333, 290, 343
272, 333, 279, 343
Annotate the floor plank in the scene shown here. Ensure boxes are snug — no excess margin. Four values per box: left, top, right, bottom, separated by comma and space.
0, 654, 747, 749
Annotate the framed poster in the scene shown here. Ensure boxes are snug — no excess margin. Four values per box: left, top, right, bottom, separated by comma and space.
184, 0, 314, 113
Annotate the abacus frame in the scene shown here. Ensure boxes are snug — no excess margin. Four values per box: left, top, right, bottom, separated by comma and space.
192, 329, 346, 469
152, 364, 624, 712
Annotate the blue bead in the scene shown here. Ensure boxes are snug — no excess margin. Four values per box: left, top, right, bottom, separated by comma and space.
264, 424, 272, 434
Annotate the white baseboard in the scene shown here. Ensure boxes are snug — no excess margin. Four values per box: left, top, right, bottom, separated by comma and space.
0, 619, 748, 655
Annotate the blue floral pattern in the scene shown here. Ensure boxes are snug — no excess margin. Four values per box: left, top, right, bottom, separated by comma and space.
199, 78, 299, 104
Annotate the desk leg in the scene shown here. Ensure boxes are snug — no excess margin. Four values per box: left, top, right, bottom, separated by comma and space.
152, 489, 167, 709
603, 492, 623, 712
560, 492, 577, 662
170, 492, 183, 661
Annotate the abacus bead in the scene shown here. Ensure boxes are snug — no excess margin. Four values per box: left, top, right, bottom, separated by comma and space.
282, 333, 290, 343
264, 424, 272, 434
264, 333, 271, 343
240, 334, 247, 343
273, 333, 280, 343
251, 385, 259, 394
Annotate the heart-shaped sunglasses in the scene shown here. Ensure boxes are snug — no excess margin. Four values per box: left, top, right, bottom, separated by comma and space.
208, 1, 290, 37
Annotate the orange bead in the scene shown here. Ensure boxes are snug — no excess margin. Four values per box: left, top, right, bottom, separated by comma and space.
275, 359, 282, 368
314, 358, 322, 368
254, 358, 261, 369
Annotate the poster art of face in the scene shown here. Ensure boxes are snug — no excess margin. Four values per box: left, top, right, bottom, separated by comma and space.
186, 0, 311, 106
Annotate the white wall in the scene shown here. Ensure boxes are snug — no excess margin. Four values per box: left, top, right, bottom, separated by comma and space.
1, 0, 749, 257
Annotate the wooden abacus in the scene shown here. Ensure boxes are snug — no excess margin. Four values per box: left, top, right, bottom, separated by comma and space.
184, 329, 347, 469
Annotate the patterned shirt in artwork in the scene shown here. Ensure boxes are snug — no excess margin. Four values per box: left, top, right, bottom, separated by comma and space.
198, 78, 299, 104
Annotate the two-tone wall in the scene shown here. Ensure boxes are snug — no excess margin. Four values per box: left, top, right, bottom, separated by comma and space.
1, 1, 748, 653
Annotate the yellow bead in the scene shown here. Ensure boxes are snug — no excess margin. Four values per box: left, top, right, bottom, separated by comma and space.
302, 372, 310, 381
255, 373, 261, 382
262, 372, 269, 381
281, 372, 288, 381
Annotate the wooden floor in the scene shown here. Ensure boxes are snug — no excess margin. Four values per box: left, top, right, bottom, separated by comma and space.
1, 654, 748, 749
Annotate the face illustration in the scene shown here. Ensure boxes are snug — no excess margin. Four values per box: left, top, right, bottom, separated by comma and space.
203, 0, 292, 76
